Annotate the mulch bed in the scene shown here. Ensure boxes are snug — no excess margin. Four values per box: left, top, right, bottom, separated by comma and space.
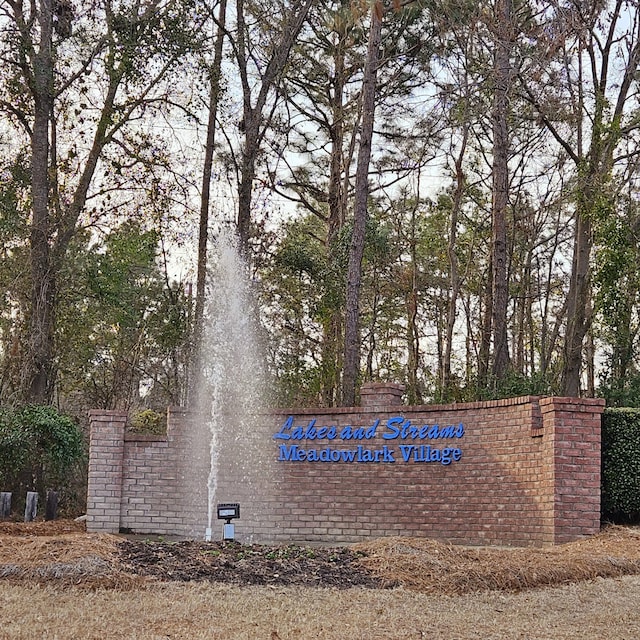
0, 519, 87, 536
118, 539, 383, 588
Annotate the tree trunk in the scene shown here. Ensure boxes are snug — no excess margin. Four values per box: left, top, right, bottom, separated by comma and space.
477, 253, 493, 393
442, 123, 468, 399
561, 209, 592, 396
327, 15, 347, 249
406, 203, 422, 405
24, 0, 55, 404
490, 0, 513, 384
342, 2, 383, 406
321, 4, 354, 405
237, 141, 257, 253
406, 274, 421, 404
191, 0, 228, 398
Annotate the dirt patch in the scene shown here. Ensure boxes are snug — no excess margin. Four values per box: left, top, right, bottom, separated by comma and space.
2, 520, 640, 594
119, 539, 380, 588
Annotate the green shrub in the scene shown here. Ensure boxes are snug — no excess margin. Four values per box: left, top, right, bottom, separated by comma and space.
0, 409, 28, 482
129, 409, 166, 435
0, 405, 85, 508
601, 408, 640, 522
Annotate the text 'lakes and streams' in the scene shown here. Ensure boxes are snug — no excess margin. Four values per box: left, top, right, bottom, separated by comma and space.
273, 416, 464, 465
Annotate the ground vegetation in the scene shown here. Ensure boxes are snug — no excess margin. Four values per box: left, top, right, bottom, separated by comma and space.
2, 522, 640, 638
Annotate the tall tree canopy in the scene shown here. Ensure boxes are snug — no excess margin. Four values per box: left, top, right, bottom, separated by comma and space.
2, 0, 640, 411
0, 0, 200, 404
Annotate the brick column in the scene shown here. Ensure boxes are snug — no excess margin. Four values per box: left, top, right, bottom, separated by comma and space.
86, 410, 127, 533
540, 397, 605, 544
360, 382, 405, 408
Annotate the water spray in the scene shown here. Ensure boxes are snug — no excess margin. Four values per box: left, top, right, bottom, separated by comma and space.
197, 228, 265, 543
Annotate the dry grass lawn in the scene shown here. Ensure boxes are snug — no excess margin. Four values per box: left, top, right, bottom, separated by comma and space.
1, 521, 640, 639
2, 576, 640, 639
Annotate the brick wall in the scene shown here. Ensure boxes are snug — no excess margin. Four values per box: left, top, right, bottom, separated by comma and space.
87, 407, 209, 537
86, 388, 604, 546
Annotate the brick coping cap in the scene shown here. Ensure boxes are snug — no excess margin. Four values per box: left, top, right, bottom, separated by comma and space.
88, 409, 128, 417
539, 396, 605, 407
360, 382, 405, 391
164, 395, 605, 417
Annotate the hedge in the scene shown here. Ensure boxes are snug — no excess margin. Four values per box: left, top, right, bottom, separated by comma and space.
601, 408, 640, 522
0, 405, 84, 508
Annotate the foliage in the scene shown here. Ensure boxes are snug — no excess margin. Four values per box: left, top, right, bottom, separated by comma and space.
0, 409, 27, 483
0, 0, 204, 404
1, 1, 640, 410
601, 409, 640, 523
474, 371, 555, 402
129, 409, 166, 435
55, 221, 191, 411
599, 374, 640, 410
260, 215, 344, 406
0, 156, 30, 402
0, 405, 84, 498
594, 195, 640, 406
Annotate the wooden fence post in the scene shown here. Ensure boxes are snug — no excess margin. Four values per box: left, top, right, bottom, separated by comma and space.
45, 490, 58, 521
24, 491, 38, 522
0, 492, 10, 518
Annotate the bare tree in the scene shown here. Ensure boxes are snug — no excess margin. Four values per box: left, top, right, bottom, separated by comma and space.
342, 0, 384, 406
233, 0, 314, 253
520, 0, 640, 395
2, 0, 200, 403
191, 0, 228, 400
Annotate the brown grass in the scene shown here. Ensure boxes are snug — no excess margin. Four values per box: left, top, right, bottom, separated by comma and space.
2, 576, 640, 639
2, 522, 640, 638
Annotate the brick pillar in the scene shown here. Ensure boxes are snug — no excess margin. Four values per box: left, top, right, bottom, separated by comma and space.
360, 382, 405, 408
540, 397, 605, 544
86, 410, 127, 533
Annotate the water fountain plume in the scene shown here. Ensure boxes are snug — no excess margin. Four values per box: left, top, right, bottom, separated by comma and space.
195, 228, 266, 540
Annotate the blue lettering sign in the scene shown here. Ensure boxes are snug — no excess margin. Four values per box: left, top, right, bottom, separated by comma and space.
382, 416, 404, 439
274, 416, 294, 440
399, 444, 414, 462
274, 417, 339, 441
274, 415, 464, 464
